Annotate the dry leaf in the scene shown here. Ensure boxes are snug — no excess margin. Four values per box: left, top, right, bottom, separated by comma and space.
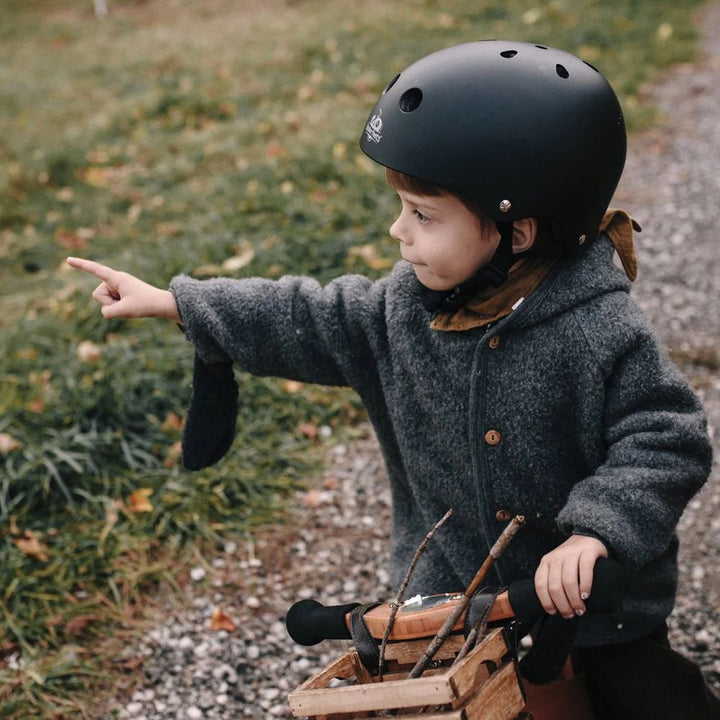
163, 441, 182, 468
298, 422, 319, 440
128, 488, 154, 513
55, 228, 87, 250
283, 380, 304, 394
14, 531, 50, 562
28, 398, 45, 414
347, 243, 394, 270
121, 655, 146, 672
99, 499, 121, 547
77, 340, 102, 364
64, 614, 103, 636
155, 221, 181, 237
222, 244, 255, 272
0, 433, 22, 455
209, 607, 237, 633
265, 141, 286, 159
161, 412, 184, 433
300, 488, 324, 508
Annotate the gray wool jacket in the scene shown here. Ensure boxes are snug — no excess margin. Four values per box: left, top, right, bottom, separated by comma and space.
170, 235, 712, 647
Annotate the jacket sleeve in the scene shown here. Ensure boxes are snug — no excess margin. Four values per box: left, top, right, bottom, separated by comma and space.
557, 301, 713, 570
169, 271, 390, 388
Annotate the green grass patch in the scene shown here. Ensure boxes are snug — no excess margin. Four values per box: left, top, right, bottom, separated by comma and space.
0, 0, 708, 715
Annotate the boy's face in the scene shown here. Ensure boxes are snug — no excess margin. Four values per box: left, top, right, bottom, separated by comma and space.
390, 190, 499, 291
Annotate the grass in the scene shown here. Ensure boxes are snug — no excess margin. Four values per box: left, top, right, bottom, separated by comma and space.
0, 0, 708, 716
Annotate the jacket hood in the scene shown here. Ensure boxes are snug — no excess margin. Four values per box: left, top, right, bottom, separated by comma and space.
509, 234, 631, 330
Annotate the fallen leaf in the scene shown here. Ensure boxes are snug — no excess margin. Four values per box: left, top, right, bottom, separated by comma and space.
163, 441, 182, 468
55, 228, 87, 250
300, 488, 324, 508
209, 607, 237, 632
155, 221, 181, 237
120, 655, 146, 672
99, 499, 121, 547
283, 380, 304, 393
300, 488, 335, 508
82, 166, 111, 187
298, 422, 319, 440
657, 22, 673, 41
161, 412, 184, 433
265, 141, 286, 159
77, 340, 102, 364
14, 531, 50, 562
128, 488, 154, 513
222, 244, 255, 272
64, 614, 104, 636
28, 398, 45, 414
0, 433, 22, 455
348, 243, 394, 270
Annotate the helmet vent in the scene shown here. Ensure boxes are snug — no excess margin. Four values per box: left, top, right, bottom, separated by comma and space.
384, 74, 401, 94
584, 60, 600, 73
535, 45, 548, 50
556, 64, 570, 79
399, 87, 423, 113
500, 50, 518, 58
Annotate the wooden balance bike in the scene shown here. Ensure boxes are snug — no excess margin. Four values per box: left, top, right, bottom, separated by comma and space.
285, 516, 625, 720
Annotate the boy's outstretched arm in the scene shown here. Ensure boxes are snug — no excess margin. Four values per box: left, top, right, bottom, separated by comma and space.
534, 534, 608, 620
66, 257, 180, 322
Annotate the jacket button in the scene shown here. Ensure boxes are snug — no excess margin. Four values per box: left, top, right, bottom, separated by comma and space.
489, 335, 501, 349
496, 509, 513, 522
484, 429, 502, 445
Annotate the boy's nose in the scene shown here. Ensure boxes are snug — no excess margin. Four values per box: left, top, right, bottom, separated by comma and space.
389, 215, 410, 245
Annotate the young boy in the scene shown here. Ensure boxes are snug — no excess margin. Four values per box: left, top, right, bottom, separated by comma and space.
68, 41, 718, 717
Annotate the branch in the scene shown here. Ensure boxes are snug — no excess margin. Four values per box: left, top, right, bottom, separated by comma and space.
408, 515, 525, 679
377, 508, 453, 680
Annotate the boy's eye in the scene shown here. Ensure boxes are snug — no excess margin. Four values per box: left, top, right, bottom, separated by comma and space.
413, 209, 431, 224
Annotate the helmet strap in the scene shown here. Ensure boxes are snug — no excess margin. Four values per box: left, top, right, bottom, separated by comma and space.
419, 222, 517, 312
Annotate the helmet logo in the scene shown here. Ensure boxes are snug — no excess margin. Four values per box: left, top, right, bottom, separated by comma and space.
365, 109, 384, 144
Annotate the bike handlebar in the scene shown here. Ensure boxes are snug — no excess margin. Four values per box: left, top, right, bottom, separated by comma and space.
286, 557, 626, 646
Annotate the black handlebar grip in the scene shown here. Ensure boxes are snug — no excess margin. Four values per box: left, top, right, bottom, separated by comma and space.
286, 599, 360, 646
507, 556, 627, 623
286, 558, 626, 646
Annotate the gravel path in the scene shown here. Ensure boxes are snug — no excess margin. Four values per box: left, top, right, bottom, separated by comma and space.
104, 7, 720, 718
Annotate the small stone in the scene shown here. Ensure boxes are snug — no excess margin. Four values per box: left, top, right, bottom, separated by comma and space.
178, 636, 194, 651
190, 567, 207, 582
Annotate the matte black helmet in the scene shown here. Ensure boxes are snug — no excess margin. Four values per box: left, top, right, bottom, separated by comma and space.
360, 40, 627, 254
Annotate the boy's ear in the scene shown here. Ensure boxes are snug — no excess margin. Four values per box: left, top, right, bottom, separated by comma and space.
512, 218, 538, 254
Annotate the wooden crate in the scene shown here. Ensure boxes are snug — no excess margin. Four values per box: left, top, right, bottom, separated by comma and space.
288, 629, 526, 720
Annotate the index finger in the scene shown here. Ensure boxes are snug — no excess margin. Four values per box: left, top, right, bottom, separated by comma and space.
66, 257, 119, 283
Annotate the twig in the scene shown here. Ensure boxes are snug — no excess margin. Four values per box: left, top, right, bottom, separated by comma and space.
451, 585, 506, 666
377, 508, 453, 680
407, 515, 525, 679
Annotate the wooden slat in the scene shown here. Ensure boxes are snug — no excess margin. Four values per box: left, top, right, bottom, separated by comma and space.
292, 650, 357, 693
289, 671, 456, 716
385, 711, 464, 720
462, 662, 525, 720
384, 633, 465, 665
448, 629, 509, 704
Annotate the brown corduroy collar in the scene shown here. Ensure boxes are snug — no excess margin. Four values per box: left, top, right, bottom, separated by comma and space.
430, 209, 641, 332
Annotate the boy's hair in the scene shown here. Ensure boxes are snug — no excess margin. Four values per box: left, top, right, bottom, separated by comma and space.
386, 167, 557, 257
386, 167, 495, 231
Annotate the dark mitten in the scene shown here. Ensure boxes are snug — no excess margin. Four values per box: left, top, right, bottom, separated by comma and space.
181, 353, 238, 470
518, 613, 579, 684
